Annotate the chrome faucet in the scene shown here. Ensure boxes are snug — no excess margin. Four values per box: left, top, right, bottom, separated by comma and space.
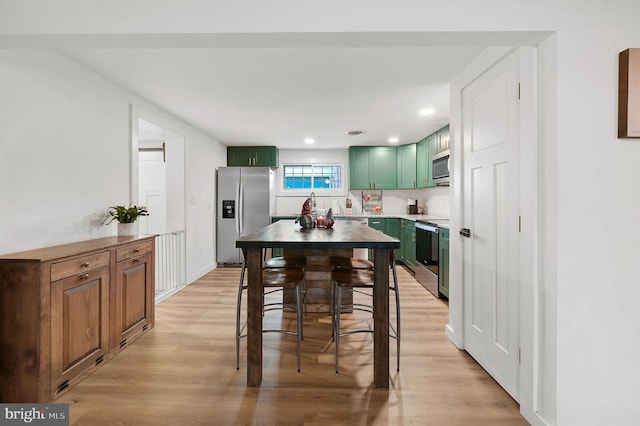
310, 192, 317, 215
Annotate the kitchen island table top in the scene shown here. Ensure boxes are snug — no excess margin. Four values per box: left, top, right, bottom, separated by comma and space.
237, 219, 401, 250
236, 220, 400, 389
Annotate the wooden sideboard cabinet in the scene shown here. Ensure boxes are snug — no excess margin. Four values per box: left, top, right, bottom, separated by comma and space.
114, 240, 154, 350
0, 236, 155, 402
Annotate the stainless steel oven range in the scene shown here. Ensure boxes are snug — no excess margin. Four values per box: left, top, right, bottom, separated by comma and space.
414, 220, 448, 298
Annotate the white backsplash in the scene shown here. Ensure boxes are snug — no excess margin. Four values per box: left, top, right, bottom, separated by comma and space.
423, 187, 450, 218
276, 187, 450, 218
273, 148, 450, 218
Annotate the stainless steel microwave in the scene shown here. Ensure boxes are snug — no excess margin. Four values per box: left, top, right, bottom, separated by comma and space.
432, 150, 450, 185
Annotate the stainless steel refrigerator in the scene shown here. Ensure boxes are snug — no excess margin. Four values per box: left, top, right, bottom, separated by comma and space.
216, 167, 274, 266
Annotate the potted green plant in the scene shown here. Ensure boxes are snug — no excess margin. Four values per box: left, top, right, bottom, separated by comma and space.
103, 204, 149, 236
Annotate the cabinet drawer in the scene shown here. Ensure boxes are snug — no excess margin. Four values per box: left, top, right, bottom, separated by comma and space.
116, 241, 153, 262
51, 252, 110, 282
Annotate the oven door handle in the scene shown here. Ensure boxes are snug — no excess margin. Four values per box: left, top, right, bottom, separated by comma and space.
416, 222, 438, 233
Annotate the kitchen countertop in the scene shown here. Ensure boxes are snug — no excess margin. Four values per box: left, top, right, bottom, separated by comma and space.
272, 213, 449, 222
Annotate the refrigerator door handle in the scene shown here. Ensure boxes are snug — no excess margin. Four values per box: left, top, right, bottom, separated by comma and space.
239, 182, 244, 234
235, 182, 241, 234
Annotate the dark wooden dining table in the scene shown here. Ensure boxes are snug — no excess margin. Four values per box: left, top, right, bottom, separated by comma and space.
236, 219, 400, 389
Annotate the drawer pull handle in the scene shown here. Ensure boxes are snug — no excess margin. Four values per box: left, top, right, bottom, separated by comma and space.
58, 380, 69, 392
81, 262, 90, 268
133, 248, 141, 253
133, 258, 140, 263
80, 274, 90, 280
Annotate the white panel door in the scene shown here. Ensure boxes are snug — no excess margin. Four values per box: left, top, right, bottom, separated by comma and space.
139, 160, 167, 235
461, 51, 520, 401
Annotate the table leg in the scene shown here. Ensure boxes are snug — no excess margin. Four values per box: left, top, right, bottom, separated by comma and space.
373, 248, 390, 388
246, 247, 263, 386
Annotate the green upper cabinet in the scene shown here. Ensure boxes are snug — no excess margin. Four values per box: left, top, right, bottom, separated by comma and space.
349, 147, 372, 189
435, 125, 450, 155
426, 134, 439, 187
370, 146, 397, 189
416, 136, 432, 188
349, 146, 397, 190
416, 125, 449, 188
348, 125, 447, 190
396, 143, 417, 189
227, 146, 278, 167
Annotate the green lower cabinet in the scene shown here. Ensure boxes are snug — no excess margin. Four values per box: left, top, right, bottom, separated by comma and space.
368, 218, 401, 261
438, 228, 450, 299
403, 220, 416, 271
368, 218, 386, 233
398, 220, 406, 264
368, 218, 386, 261
398, 219, 416, 270
384, 218, 402, 262
386, 218, 401, 240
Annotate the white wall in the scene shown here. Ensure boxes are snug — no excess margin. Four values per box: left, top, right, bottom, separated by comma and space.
0, 50, 225, 284
0, 50, 129, 251
185, 132, 225, 282
3, 1, 640, 424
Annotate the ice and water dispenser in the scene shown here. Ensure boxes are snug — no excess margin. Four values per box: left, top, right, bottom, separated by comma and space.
222, 200, 235, 219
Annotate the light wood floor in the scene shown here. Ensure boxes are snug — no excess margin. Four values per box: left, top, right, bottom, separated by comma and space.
57, 266, 527, 425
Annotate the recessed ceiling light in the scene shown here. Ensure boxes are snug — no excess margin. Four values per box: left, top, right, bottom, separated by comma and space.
346, 130, 365, 136
419, 108, 435, 116
304, 138, 315, 145
388, 137, 399, 143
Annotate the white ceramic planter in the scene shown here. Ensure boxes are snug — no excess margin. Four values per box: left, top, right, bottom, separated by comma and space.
117, 222, 138, 236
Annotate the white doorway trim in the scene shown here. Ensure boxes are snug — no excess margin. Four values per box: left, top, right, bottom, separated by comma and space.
448, 46, 547, 425
130, 104, 188, 302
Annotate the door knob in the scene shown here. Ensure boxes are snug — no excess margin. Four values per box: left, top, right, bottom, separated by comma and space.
459, 228, 471, 238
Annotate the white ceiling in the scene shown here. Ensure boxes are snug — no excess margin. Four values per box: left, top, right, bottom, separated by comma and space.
64, 46, 485, 149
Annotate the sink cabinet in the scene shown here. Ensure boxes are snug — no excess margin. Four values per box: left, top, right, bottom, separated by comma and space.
0, 236, 155, 402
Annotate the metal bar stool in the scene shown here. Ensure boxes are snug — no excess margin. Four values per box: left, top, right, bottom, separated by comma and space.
330, 250, 401, 373
236, 250, 306, 372
264, 255, 307, 314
